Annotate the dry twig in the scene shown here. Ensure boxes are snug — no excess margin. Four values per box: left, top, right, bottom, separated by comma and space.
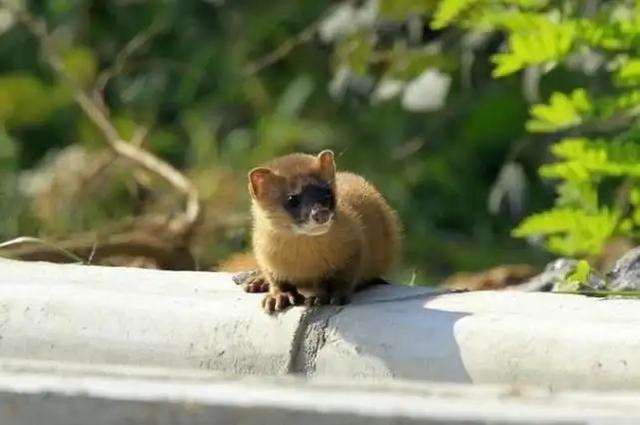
0, 232, 195, 269
14, 9, 201, 239
0, 236, 84, 263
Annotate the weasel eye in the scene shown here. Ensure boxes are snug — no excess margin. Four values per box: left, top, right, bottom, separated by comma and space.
287, 194, 300, 209
324, 188, 334, 203
325, 187, 333, 199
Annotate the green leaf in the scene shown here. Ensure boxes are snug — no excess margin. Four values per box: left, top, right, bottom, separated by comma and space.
631, 187, 640, 225
470, 10, 552, 32
555, 180, 598, 210
631, 187, 640, 206
0, 74, 71, 128
491, 20, 576, 77
513, 207, 619, 256
539, 137, 640, 180
431, 0, 479, 29
615, 58, 640, 86
566, 259, 591, 284
526, 89, 592, 133
334, 32, 374, 76
578, 12, 640, 52
431, 0, 549, 29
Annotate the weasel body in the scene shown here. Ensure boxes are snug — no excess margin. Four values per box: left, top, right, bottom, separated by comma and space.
238, 150, 401, 313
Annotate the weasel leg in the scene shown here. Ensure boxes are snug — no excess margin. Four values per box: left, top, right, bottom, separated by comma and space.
303, 276, 354, 307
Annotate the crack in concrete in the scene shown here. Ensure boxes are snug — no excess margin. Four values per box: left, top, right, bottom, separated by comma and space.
286, 306, 343, 375
284, 289, 443, 375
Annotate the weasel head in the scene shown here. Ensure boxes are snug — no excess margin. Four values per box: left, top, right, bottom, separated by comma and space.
248, 150, 337, 236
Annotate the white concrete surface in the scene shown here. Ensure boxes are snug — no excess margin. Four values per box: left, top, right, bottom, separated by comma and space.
0, 258, 303, 374
314, 287, 640, 390
1, 358, 640, 425
1, 259, 640, 391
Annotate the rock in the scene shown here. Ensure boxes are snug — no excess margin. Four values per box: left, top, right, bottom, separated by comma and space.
608, 246, 640, 291
584, 270, 608, 290
509, 258, 577, 292
510, 258, 608, 292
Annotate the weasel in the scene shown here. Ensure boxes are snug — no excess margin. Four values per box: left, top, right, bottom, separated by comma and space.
235, 150, 401, 314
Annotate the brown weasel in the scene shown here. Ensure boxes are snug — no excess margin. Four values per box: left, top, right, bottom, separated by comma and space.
235, 150, 401, 314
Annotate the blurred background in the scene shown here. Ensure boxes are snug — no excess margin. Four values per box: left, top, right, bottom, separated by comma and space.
1, 0, 637, 285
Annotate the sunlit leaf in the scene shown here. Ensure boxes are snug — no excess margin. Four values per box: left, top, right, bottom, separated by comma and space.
526, 89, 592, 133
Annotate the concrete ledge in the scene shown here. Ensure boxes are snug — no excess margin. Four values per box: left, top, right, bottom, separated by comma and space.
1, 358, 640, 425
1, 259, 640, 390
314, 289, 640, 390
0, 259, 304, 374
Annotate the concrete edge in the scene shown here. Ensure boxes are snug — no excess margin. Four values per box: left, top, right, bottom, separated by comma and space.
1, 358, 640, 424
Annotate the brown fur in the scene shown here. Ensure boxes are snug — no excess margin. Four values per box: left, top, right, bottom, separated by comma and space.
242, 150, 402, 313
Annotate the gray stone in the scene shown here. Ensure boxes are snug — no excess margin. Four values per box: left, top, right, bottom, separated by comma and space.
510, 258, 577, 292
608, 246, 640, 291
512, 258, 606, 292
585, 271, 608, 290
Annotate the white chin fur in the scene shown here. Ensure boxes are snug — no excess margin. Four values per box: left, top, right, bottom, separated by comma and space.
294, 223, 331, 236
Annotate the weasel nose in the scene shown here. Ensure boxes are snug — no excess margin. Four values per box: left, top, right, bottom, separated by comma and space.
310, 207, 332, 224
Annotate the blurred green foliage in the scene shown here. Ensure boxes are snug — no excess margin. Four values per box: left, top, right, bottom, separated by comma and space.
4, 0, 634, 282
426, 0, 640, 257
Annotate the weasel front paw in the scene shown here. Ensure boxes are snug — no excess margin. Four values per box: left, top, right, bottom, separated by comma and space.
261, 290, 304, 314
304, 294, 350, 307
232, 269, 270, 293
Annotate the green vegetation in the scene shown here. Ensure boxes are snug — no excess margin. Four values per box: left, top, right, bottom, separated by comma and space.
0, 0, 638, 283
339, 0, 640, 260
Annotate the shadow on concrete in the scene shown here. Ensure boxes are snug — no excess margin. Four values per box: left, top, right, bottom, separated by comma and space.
306, 284, 472, 383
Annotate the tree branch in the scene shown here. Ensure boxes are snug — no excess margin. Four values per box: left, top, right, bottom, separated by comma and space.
93, 20, 165, 104
15, 9, 201, 239
244, 20, 319, 76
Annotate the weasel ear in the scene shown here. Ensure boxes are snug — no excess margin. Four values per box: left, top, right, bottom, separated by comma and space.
248, 167, 274, 200
317, 149, 335, 181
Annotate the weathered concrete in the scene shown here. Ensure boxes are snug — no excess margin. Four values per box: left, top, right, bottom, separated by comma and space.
0, 258, 303, 374
313, 287, 640, 390
1, 358, 640, 425
1, 259, 640, 391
